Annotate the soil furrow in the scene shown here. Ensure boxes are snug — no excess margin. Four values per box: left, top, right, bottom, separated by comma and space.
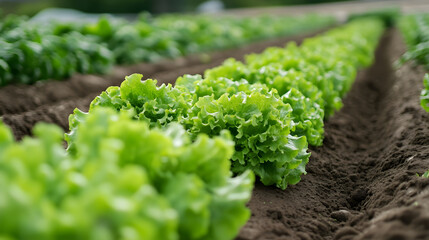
340, 29, 429, 240
237, 29, 429, 240
1, 96, 94, 139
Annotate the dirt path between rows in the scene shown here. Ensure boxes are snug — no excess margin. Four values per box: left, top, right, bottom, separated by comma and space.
0, 28, 329, 140
237, 29, 429, 240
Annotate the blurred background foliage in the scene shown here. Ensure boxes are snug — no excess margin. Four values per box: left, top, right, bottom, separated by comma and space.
1, 0, 352, 16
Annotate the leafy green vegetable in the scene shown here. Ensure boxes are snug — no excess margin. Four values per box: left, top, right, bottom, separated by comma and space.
204, 61, 325, 146
0, 29, 113, 85
184, 89, 309, 188
0, 108, 254, 240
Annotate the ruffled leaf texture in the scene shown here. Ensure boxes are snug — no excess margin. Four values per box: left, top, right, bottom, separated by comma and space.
0, 108, 253, 240
81, 74, 310, 189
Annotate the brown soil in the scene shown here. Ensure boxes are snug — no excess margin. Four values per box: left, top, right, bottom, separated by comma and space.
1, 26, 429, 240
0, 29, 327, 140
236, 29, 429, 240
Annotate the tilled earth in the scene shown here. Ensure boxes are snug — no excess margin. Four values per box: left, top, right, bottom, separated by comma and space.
1, 28, 429, 240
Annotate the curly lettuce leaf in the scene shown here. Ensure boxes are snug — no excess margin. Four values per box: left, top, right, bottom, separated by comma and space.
182, 91, 309, 189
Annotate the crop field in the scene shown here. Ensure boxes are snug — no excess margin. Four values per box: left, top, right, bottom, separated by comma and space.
1, 2, 429, 240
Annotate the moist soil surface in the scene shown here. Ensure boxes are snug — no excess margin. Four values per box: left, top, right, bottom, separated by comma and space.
1, 28, 429, 240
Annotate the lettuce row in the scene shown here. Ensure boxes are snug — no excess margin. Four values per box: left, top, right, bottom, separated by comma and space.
0, 108, 253, 240
0, 31, 113, 85
206, 18, 384, 117
74, 74, 308, 189
0, 13, 335, 86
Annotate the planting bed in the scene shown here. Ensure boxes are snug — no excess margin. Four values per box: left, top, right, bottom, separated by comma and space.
1, 27, 429, 240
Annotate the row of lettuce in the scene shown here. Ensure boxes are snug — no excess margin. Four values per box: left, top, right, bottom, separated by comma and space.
398, 13, 429, 112
0, 13, 335, 86
0, 17, 385, 239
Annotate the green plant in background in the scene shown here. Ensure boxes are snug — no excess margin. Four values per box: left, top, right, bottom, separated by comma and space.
0, 15, 114, 85
398, 14, 429, 69
0, 13, 335, 86
0, 107, 254, 240
398, 14, 429, 112
347, 7, 400, 27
